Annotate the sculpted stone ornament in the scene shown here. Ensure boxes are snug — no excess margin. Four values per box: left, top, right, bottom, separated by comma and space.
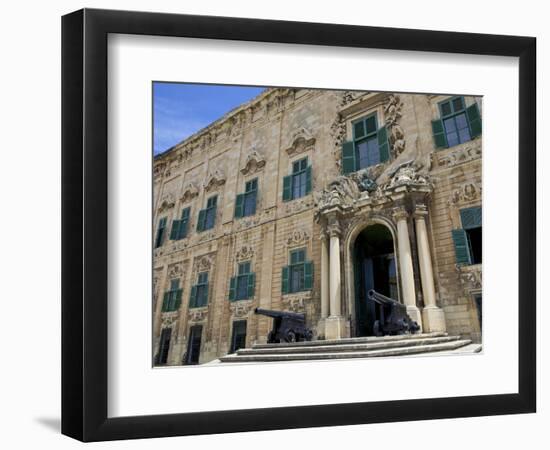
384, 94, 406, 158
181, 182, 199, 203
448, 182, 482, 206
235, 244, 255, 261
383, 160, 431, 190
285, 128, 316, 157
158, 193, 176, 212
286, 229, 310, 247
315, 169, 379, 211
204, 169, 226, 192
240, 149, 266, 176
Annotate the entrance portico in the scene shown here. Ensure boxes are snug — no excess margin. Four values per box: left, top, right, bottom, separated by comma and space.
315, 163, 446, 339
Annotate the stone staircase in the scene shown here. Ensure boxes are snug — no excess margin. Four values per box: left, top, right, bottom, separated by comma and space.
218, 332, 480, 363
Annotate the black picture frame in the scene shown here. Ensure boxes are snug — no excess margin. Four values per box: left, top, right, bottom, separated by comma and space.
61, 8, 536, 442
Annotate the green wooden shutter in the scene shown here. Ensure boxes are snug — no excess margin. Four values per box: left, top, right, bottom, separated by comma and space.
196, 209, 206, 232
189, 285, 197, 308
234, 193, 244, 218
170, 220, 181, 240
305, 165, 312, 194
174, 289, 182, 310
466, 103, 482, 138
180, 208, 190, 238
460, 206, 482, 229
452, 229, 472, 265
281, 266, 289, 294
282, 175, 292, 201
162, 292, 170, 312
432, 119, 448, 149
377, 126, 390, 162
341, 141, 356, 174
247, 273, 255, 299
304, 261, 313, 290
229, 276, 237, 301
202, 284, 209, 306
250, 190, 257, 215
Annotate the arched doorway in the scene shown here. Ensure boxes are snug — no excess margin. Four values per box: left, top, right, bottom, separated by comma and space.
353, 224, 398, 336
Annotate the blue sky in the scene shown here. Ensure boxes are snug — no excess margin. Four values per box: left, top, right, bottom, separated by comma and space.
153, 83, 266, 155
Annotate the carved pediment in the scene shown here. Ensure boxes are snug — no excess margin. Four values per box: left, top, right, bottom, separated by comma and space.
383, 160, 431, 191
314, 169, 378, 211
229, 300, 253, 318
181, 182, 199, 203
204, 169, 226, 192
240, 149, 266, 176
194, 253, 214, 273
188, 307, 208, 323
168, 263, 184, 279
235, 244, 255, 261
158, 193, 176, 212
285, 128, 316, 157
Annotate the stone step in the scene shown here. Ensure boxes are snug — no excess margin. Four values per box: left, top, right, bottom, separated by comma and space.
251, 332, 448, 349
219, 339, 472, 363
239, 336, 461, 355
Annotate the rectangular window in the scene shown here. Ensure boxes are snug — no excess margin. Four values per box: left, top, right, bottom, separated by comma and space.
184, 325, 202, 365
235, 178, 258, 218
170, 207, 190, 240
197, 196, 217, 232
190, 272, 209, 308
155, 217, 167, 248
161, 279, 183, 312
229, 261, 255, 301
452, 206, 482, 265
432, 96, 482, 149
282, 249, 313, 294
342, 113, 390, 174
282, 158, 312, 201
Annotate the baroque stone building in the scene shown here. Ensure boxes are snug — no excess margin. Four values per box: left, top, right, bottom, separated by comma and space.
152, 88, 482, 366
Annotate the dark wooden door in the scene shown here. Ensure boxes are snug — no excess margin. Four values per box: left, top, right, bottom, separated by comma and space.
185, 325, 202, 365
230, 320, 247, 354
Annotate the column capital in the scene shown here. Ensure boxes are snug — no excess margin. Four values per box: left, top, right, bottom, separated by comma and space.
413, 204, 429, 219
327, 223, 341, 238
392, 207, 409, 222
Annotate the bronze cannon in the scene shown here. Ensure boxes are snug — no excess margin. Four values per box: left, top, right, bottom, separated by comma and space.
254, 308, 314, 343
367, 289, 420, 336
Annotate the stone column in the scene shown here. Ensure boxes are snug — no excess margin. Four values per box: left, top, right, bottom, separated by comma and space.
320, 233, 330, 320
393, 208, 423, 330
324, 219, 346, 339
414, 205, 446, 332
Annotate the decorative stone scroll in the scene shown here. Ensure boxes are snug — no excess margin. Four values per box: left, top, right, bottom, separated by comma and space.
188, 307, 208, 323
180, 182, 199, 203
240, 149, 266, 176
167, 263, 184, 280
229, 301, 254, 318
204, 169, 226, 192
285, 230, 310, 248
433, 140, 482, 168
281, 292, 312, 313
314, 169, 378, 211
161, 311, 179, 328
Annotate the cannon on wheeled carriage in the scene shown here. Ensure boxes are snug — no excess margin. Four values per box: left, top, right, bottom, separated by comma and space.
367, 289, 420, 336
254, 308, 314, 343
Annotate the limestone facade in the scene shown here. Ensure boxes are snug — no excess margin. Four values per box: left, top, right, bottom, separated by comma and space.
152, 88, 483, 365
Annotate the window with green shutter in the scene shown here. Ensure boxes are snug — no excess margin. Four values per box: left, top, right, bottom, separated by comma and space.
161, 279, 183, 312
282, 248, 313, 294
229, 261, 255, 301
452, 206, 482, 265
197, 196, 217, 232
170, 207, 190, 240
282, 158, 312, 202
190, 272, 209, 308
433, 96, 482, 149
155, 217, 167, 248
235, 179, 258, 218
342, 113, 390, 174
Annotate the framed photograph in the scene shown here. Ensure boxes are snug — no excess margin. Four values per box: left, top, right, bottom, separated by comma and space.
62, 8, 536, 442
